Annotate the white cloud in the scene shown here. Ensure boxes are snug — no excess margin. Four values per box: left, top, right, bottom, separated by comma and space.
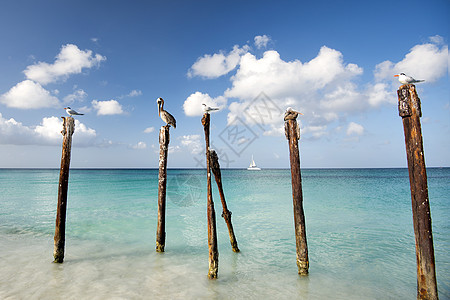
224, 46, 363, 134
187, 45, 250, 78
188, 36, 448, 140
63, 89, 87, 104
131, 141, 147, 149
225, 47, 362, 102
0, 113, 96, 146
374, 37, 448, 83
183, 92, 227, 116
0, 80, 59, 109
144, 127, 155, 133
254, 35, 270, 49
346, 122, 364, 136
179, 134, 203, 154
366, 83, 394, 107
24, 44, 106, 85
128, 89, 142, 97
92, 99, 124, 115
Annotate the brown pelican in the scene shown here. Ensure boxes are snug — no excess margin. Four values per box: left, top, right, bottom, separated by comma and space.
284, 107, 303, 121
64, 107, 84, 116
157, 97, 176, 128
394, 73, 425, 84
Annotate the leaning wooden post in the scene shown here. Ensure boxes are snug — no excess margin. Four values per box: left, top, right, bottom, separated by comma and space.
397, 84, 438, 300
53, 117, 75, 263
156, 125, 170, 252
284, 109, 309, 275
202, 113, 219, 279
210, 150, 240, 253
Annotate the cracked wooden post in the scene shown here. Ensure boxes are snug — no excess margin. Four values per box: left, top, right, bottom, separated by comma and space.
210, 149, 240, 253
397, 84, 438, 300
284, 109, 308, 275
53, 117, 75, 263
202, 113, 218, 279
156, 125, 170, 252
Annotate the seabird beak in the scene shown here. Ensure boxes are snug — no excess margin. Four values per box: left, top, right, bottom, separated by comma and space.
394, 75, 399, 77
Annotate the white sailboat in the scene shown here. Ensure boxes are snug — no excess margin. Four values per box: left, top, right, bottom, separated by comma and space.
247, 155, 261, 170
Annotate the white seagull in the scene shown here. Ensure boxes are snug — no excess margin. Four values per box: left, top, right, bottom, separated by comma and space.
64, 107, 84, 116
394, 73, 425, 84
202, 103, 220, 113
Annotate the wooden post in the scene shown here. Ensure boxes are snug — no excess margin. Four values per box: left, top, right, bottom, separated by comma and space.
210, 149, 240, 253
284, 111, 309, 275
156, 125, 170, 252
397, 84, 438, 300
202, 113, 219, 279
53, 117, 75, 263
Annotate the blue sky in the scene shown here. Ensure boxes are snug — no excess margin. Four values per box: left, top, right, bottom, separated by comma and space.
0, 0, 448, 168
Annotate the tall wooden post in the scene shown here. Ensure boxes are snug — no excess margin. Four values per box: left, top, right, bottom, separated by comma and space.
210, 150, 240, 253
397, 84, 438, 300
156, 125, 170, 252
202, 113, 219, 279
284, 110, 309, 275
53, 117, 75, 263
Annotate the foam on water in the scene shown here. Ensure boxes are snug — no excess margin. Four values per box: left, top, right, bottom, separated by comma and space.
0, 168, 449, 299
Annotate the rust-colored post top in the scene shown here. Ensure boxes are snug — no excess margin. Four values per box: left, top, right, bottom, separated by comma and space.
397, 84, 422, 118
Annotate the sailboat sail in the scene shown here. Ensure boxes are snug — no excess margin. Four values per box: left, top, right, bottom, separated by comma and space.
247, 155, 261, 170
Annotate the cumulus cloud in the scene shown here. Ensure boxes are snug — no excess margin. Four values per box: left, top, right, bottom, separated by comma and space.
63, 89, 87, 104
224, 46, 363, 133
346, 122, 364, 136
0, 80, 59, 109
183, 92, 227, 116
179, 134, 202, 154
186, 35, 448, 141
92, 99, 124, 115
188, 45, 250, 78
254, 35, 270, 49
24, 44, 106, 85
368, 36, 448, 110
374, 37, 448, 83
0, 113, 96, 146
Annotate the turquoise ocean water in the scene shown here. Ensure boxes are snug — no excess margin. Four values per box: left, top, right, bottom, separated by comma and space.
0, 168, 449, 299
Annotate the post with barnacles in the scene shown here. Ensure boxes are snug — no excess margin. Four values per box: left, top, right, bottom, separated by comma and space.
397, 84, 438, 300
210, 149, 240, 252
156, 125, 170, 252
202, 113, 219, 279
53, 117, 75, 263
284, 108, 309, 275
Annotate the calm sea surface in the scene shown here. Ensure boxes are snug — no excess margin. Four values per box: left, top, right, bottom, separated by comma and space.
0, 168, 449, 299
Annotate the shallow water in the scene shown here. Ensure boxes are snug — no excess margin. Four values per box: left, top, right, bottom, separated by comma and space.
0, 168, 449, 299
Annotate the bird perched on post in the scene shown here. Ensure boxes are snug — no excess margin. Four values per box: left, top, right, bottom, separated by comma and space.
284, 107, 303, 121
64, 107, 84, 116
157, 97, 176, 128
394, 73, 425, 85
202, 103, 220, 113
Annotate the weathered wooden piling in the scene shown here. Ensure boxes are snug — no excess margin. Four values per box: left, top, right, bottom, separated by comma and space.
397, 84, 438, 300
53, 117, 75, 263
284, 109, 309, 275
210, 149, 240, 253
202, 113, 219, 279
156, 125, 170, 252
